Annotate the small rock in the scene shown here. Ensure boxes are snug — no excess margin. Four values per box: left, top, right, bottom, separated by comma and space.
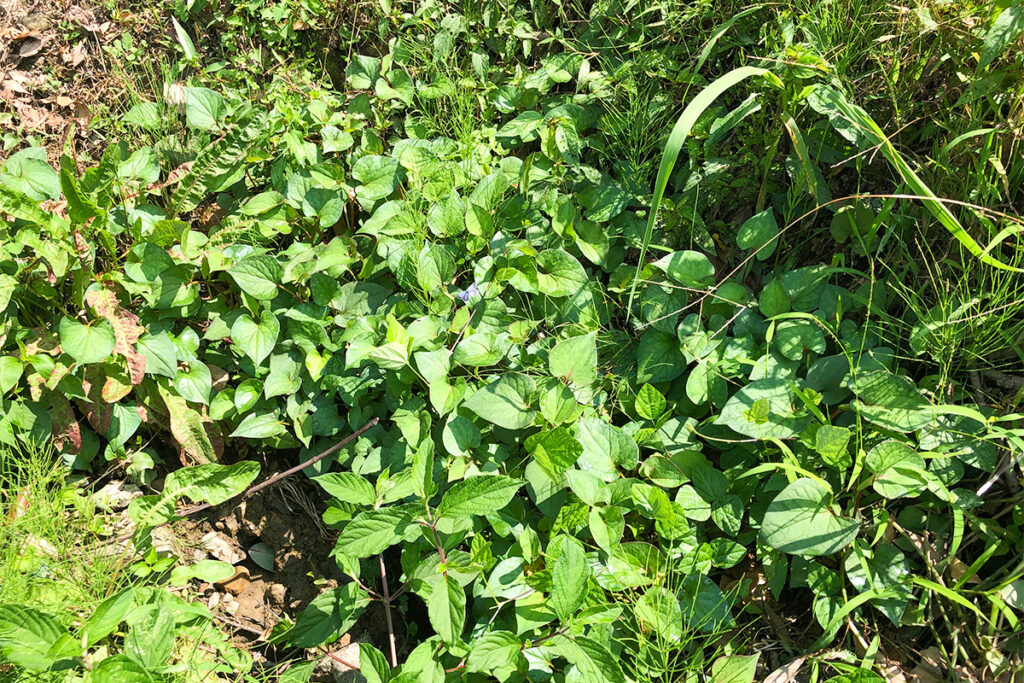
265, 582, 287, 608
200, 531, 245, 565
95, 480, 142, 510
20, 13, 52, 31
216, 566, 251, 596
316, 641, 365, 683
151, 526, 176, 557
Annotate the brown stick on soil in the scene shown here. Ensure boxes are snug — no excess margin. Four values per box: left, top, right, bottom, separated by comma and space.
103, 418, 381, 546
179, 417, 380, 517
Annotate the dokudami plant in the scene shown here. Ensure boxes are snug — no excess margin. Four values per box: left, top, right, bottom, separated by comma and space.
2, 3, 1024, 682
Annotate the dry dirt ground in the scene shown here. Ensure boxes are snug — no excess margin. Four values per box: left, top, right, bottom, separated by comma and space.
0, 0, 138, 161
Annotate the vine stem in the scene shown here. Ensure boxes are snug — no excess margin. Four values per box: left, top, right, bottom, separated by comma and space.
379, 554, 399, 668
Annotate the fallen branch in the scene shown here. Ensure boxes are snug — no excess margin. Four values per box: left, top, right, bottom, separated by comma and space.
180, 417, 380, 517
105, 418, 381, 545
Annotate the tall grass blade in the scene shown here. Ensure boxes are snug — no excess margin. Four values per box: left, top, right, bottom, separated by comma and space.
626, 66, 769, 322
813, 86, 1024, 273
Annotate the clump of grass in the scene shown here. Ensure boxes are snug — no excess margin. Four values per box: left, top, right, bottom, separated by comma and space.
0, 446, 129, 625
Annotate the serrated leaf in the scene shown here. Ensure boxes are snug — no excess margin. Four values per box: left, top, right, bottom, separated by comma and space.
427, 574, 465, 645
437, 475, 522, 518
314, 472, 376, 506
333, 508, 413, 559
286, 584, 369, 648
466, 631, 522, 674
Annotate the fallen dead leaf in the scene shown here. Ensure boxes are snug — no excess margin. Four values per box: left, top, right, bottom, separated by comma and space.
764, 657, 805, 683
61, 43, 88, 67
13, 100, 63, 130
16, 36, 44, 59
55, 95, 74, 107
911, 647, 946, 683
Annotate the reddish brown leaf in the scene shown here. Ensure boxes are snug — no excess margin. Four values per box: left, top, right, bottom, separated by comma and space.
85, 287, 146, 384
48, 393, 82, 454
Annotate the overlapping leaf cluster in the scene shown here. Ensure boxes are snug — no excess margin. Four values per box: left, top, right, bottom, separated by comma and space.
1, 1, 1023, 680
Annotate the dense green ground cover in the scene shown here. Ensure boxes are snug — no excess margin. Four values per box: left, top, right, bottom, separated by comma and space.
1, 0, 1024, 680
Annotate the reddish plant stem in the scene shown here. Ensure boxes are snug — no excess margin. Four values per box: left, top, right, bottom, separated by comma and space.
379, 554, 399, 668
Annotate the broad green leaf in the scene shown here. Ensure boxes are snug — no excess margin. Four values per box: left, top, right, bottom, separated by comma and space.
353, 155, 401, 202
535, 249, 588, 297
635, 384, 666, 420
81, 589, 134, 646
465, 374, 536, 430
678, 573, 734, 632
654, 250, 715, 288
760, 478, 858, 556
129, 461, 259, 527
58, 317, 116, 365
228, 255, 283, 300
497, 111, 544, 142
89, 655, 155, 681
551, 537, 590, 621
548, 332, 597, 386
358, 643, 391, 683
174, 362, 212, 404
442, 414, 480, 456
437, 475, 522, 518
0, 604, 76, 671
169, 559, 235, 585
314, 472, 376, 506
322, 126, 355, 153
814, 425, 851, 467
577, 417, 638, 475
0, 356, 24, 394
124, 102, 162, 129
709, 654, 760, 683
231, 310, 279, 366
851, 370, 936, 432
416, 243, 455, 292
229, 412, 286, 439
775, 320, 826, 361
526, 426, 582, 480
286, 584, 369, 647
333, 508, 413, 558
636, 329, 686, 384
980, 6, 1024, 69
136, 332, 177, 378
233, 379, 262, 413
715, 378, 811, 439
1, 148, 59, 201
844, 542, 913, 625
865, 441, 928, 499
635, 586, 682, 642
182, 86, 225, 130
555, 635, 626, 683
346, 54, 382, 89
427, 574, 465, 645
466, 631, 522, 674
453, 332, 510, 367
